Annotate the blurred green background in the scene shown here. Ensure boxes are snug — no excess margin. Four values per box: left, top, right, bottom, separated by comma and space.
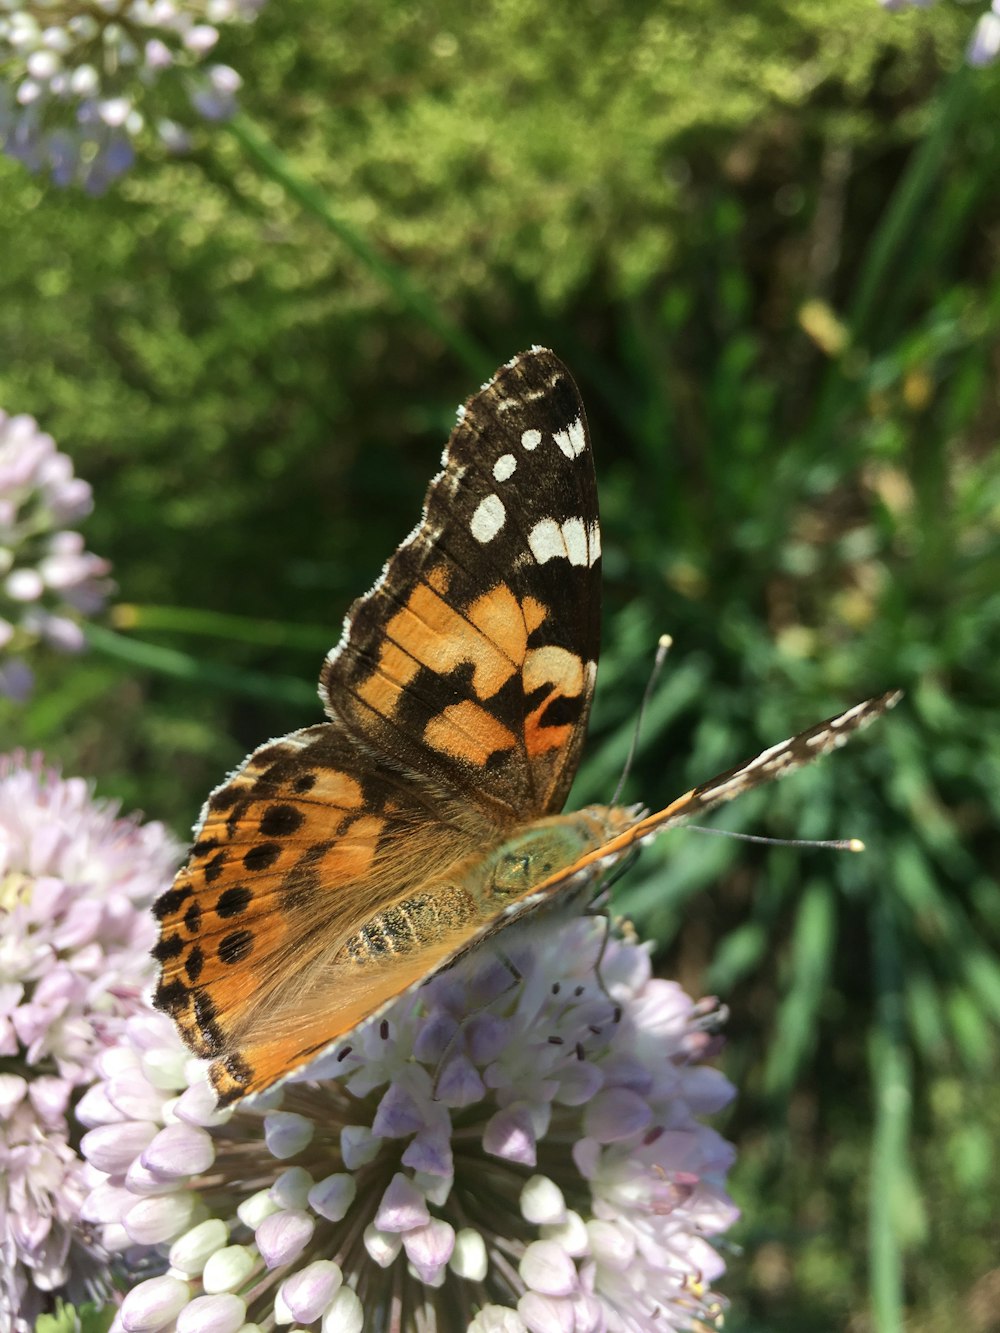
2, 1, 999, 1329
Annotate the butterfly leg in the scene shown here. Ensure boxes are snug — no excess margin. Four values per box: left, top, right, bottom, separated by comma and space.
580, 908, 624, 1030
491, 947, 524, 985
573, 849, 639, 1029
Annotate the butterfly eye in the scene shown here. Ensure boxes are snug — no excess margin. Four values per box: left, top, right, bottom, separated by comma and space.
490, 850, 559, 898
491, 852, 534, 896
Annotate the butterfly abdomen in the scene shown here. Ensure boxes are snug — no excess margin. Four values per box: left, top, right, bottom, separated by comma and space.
340, 885, 478, 963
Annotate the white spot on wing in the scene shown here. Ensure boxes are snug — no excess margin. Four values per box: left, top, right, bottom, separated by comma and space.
493, 453, 517, 482
528, 516, 599, 566
553, 417, 586, 459
831, 701, 867, 728
561, 516, 588, 566
528, 518, 567, 564
470, 493, 506, 543
701, 775, 749, 801
521, 429, 541, 450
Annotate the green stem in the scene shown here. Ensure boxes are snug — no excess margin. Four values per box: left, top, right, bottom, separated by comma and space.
848, 64, 972, 340
762, 878, 835, 1101
225, 115, 494, 380
112, 603, 331, 651
868, 895, 912, 1333
85, 623, 317, 708
811, 64, 973, 445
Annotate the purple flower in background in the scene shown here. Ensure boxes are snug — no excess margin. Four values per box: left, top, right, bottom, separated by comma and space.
968, 1, 1000, 65
0, 752, 180, 1330
0, 0, 266, 192
877, 0, 1000, 67
0, 410, 112, 701
80, 915, 738, 1333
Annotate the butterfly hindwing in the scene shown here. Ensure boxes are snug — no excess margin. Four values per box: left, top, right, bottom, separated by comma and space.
320, 349, 601, 820
152, 722, 496, 1101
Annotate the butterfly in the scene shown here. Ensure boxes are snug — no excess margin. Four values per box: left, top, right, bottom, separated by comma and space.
152, 347, 900, 1105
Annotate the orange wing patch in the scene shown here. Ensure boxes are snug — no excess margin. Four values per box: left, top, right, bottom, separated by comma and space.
523, 646, 590, 759
348, 573, 588, 783
424, 702, 517, 766
356, 574, 535, 716
205, 926, 493, 1103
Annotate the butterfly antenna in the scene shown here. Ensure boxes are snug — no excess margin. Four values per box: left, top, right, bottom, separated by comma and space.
610, 633, 673, 807
686, 825, 866, 853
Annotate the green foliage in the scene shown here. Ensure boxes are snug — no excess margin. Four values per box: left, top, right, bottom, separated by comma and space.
36, 1301, 114, 1333
3, 2, 998, 1330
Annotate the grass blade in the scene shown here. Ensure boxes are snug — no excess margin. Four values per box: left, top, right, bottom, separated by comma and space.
85, 624, 318, 708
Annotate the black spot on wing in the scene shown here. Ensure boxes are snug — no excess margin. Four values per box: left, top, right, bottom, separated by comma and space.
185, 945, 204, 983
153, 884, 192, 921
260, 804, 304, 837
218, 930, 254, 965
244, 843, 280, 872
216, 886, 253, 918
152, 934, 183, 962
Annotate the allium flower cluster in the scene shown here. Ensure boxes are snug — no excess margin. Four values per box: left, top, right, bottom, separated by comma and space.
0, 752, 180, 1330
80, 914, 738, 1333
0, 0, 266, 192
0, 410, 112, 702
877, 0, 1000, 67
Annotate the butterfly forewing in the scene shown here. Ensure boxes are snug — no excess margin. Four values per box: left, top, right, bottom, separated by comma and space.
320, 349, 601, 820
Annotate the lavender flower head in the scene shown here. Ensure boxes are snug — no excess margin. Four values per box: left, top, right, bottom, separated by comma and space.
80, 913, 738, 1333
0, 0, 266, 192
0, 410, 112, 702
0, 751, 180, 1329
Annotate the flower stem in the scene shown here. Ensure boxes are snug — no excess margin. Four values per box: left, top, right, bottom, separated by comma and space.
868, 895, 912, 1333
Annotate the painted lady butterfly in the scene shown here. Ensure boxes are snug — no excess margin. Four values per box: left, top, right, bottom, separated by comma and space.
153, 348, 900, 1105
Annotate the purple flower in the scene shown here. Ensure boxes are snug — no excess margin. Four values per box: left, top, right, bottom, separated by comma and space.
0, 0, 266, 192
80, 915, 738, 1332
878, 0, 1000, 67
0, 752, 180, 1330
968, 2, 1000, 66
0, 410, 112, 701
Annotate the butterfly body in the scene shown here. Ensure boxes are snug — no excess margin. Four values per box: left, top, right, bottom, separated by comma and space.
339, 807, 628, 972
153, 347, 899, 1105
